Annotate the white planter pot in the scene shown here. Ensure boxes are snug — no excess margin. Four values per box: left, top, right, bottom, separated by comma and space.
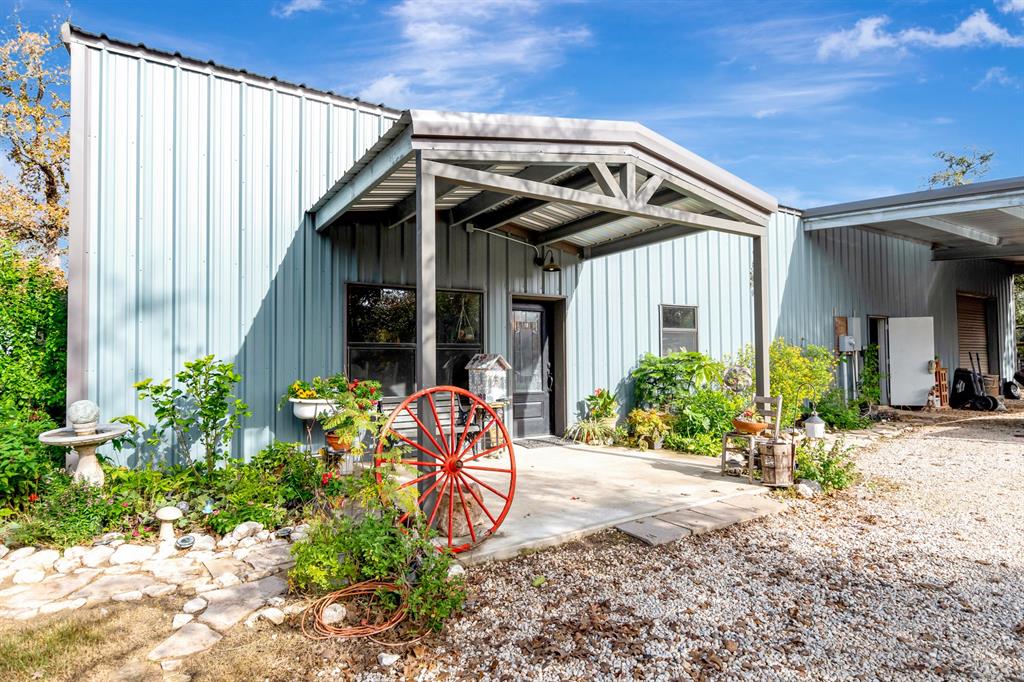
290, 398, 336, 421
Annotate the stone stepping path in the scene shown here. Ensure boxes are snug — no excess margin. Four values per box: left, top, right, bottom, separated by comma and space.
0, 521, 308, 671
615, 493, 785, 545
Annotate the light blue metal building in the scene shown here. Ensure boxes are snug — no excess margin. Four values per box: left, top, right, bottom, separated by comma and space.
62, 25, 1021, 463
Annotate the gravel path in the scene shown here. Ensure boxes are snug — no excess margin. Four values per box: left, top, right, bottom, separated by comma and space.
356, 411, 1024, 681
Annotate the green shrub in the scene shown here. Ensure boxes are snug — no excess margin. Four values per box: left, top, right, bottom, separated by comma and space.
0, 399, 61, 509
768, 339, 836, 427
816, 389, 871, 431
858, 344, 883, 407
632, 351, 724, 410
251, 441, 318, 508
795, 439, 857, 492
664, 388, 743, 456
564, 418, 614, 445
0, 240, 67, 418
3, 474, 111, 548
134, 355, 251, 473
626, 409, 671, 450
289, 467, 465, 632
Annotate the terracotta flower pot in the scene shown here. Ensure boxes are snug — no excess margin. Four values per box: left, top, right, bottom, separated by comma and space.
732, 418, 768, 435
325, 431, 353, 451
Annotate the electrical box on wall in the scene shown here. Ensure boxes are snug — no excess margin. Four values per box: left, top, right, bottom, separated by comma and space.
838, 335, 857, 353
848, 317, 864, 350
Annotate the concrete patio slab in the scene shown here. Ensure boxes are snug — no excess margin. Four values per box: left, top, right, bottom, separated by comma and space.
615, 517, 691, 545
461, 443, 772, 565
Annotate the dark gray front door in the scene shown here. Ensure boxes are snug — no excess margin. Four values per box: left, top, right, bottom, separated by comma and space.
512, 302, 553, 438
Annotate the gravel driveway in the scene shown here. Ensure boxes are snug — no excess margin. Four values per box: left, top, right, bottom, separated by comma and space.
362, 411, 1024, 681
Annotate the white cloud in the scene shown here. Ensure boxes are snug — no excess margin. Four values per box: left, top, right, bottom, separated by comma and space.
998, 0, 1024, 14
273, 0, 325, 18
354, 0, 590, 110
818, 10, 1024, 60
975, 66, 1022, 89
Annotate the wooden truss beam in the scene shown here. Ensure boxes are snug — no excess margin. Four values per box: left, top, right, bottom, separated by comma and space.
421, 159, 763, 238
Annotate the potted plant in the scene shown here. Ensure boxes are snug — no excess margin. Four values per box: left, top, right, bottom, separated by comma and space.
627, 408, 671, 450
316, 376, 383, 454
586, 388, 619, 430
283, 378, 335, 421
732, 406, 768, 435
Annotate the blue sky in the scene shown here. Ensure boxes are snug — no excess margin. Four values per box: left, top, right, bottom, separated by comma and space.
6, 0, 1024, 207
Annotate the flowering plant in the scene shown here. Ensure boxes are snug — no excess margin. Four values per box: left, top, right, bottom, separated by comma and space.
734, 406, 764, 424
585, 388, 619, 420
321, 470, 346, 497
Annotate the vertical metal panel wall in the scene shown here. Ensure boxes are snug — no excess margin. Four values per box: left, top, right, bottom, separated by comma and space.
69, 38, 398, 462
770, 208, 1016, 378
72, 38, 1014, 462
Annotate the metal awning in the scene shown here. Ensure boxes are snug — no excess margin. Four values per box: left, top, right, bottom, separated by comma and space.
307, 109, 777, 259
803, 177, 1024, 266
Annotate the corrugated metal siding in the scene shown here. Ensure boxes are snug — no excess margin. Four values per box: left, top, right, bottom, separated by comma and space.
75, 43, 1014, 460
75, 44, 398, 463
771, 210, 1016, 378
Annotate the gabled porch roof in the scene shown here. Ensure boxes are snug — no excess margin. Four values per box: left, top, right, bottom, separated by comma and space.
306, 109, 777, 396
307, 110, 777, 259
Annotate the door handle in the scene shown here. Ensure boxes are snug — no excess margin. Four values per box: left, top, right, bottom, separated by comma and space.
546, 364, 554, 391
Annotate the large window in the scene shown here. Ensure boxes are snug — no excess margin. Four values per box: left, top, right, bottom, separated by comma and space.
347, 284, 483, 396
660, 305, 698, 355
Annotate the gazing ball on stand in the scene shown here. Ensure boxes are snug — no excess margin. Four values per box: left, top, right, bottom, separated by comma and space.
67, 400, 101, 436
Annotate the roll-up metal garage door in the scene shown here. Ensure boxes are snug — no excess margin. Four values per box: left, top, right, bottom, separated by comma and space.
957, 294, 989, 370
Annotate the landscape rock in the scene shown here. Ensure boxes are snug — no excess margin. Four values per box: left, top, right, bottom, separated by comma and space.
448, 564, 466, 578
242, 544, 294, 575
795, 480, 823, 499
5, 547, 36, 563
237, 536, 258, 549
13, 568, 46, 584
378, 652, 401, 667
160, 659, 184, 672
71, 574, 155, 604
2, 569, 99, 610
81, 545, 116, 568
64, 546, 87, 560
142, 557, 202, 583
143, 583, 177, 598
172, 613, 194, 629
54, 557, 82, 573
147, 622, 222, 661
216, 536, 238, 549
255, 530, 271, 542
259, 607, 285, 625
215, 572, 242, 588
182, 597, 207, 614
11, 548, 60, 572
112, 590, 144, 602
197, 575, 287, 632
189, 535, 216, 552
0, 544, 8, 560
230, 521, 264, 540
109, 544, 156, 565
321, 603, 346, 625
38, 597, 87, 614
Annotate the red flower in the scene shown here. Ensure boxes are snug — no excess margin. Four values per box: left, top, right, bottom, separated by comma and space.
322, 472, 334, 486
27, 493, 38, 503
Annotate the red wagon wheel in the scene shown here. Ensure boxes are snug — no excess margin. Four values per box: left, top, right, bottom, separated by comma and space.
375, 386, 516, 553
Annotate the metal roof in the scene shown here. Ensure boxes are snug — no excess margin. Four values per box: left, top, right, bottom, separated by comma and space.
308, 110, 777, 258
60, 23, 400, 117
803, 177, 1024, 264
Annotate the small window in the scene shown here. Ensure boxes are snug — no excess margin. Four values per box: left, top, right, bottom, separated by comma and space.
661, 305, 698, 355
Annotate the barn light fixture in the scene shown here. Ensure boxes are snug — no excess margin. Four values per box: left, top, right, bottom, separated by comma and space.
466, 224, 561, 273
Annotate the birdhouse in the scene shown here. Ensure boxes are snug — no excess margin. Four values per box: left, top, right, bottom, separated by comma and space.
465, 354, 511, 404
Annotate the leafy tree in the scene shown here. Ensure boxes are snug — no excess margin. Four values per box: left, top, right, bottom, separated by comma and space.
0, 21, 69, 262
0, 237, 67, 417
927, 148, 993, 188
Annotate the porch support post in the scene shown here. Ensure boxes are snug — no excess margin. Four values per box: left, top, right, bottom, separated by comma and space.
416, 151, 437, 392
415, 151, 441, 511
752, 233, 771, 396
